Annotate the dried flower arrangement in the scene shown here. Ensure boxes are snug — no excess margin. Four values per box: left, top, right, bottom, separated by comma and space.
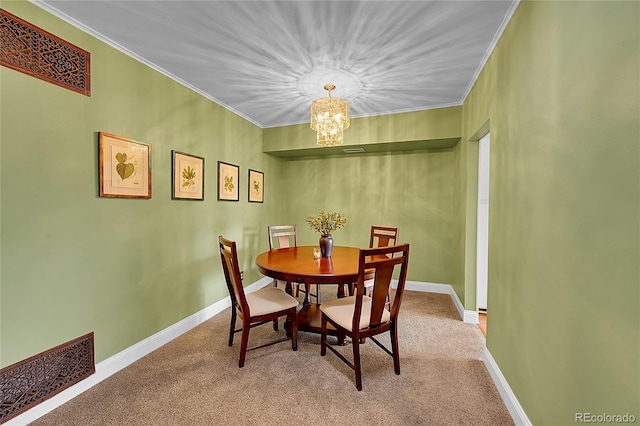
305, 210, 348, 235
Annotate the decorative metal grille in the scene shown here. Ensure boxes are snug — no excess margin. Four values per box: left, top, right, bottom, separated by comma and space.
0, 332, 95, 424
0, 8, 91, 96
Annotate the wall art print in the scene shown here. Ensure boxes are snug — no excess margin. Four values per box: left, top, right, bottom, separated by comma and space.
217, 161, 239, 201
99, 132, 151, 199
248, 169, 264, 203
172, 151, 204, 201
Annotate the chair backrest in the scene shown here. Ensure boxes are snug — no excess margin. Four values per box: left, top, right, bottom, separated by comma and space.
354, 244, 410, 330
268, 224, 297, 250
219, 235, 249, 314
369, 226, 399, 248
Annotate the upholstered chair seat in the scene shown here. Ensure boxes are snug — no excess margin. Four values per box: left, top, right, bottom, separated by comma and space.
246, 286, 300, 316
320, 295, 390, 331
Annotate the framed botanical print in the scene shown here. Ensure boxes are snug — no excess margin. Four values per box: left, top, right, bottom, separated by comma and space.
248, 169, 264, 203
172, 151, 204, 201
99, 132, 151, 199
217, 161, 239, 201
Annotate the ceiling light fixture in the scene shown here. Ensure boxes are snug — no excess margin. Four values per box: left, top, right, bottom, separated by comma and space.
310, 84, 350, 146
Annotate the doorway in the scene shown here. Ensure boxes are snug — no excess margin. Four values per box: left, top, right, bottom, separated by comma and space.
476, 132, 490, 336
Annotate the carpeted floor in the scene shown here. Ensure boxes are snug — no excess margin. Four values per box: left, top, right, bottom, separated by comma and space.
31, 289, 514, 425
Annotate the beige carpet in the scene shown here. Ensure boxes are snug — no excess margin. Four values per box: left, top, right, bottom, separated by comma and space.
31, 289, 513, 426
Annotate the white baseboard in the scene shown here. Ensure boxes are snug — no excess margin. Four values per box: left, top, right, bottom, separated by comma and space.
6, 277, 272, 425
9, 277, 524, 425
482, 348, 532, 426
403, 280, 478, 324
406, 281, 528, 425
464, 309, 479, 324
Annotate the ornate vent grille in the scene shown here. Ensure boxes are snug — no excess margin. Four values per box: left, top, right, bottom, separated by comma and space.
0, 8, 91, 96
0, 332, 95, 424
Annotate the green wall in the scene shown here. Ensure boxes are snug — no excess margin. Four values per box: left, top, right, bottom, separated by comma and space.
260, 1, 640, 424
1, 1, 638, 425
461, 1, 639, 423
0, 0, 457, 369
0, 0, 280, 365
273, 150, 456, 286
263, 105, 463, 285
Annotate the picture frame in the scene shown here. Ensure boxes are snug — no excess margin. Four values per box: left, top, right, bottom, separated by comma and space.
248, 169, 264, 203
217, 161, 239, 201
99, 132, 151, 199
172, 151, 204, 201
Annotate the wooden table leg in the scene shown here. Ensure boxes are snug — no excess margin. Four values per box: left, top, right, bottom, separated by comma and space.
302, 283, 311, 306
285, 282, 349, 345
284, 281, 293, 337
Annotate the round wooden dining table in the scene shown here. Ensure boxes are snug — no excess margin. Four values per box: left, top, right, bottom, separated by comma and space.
256, 245, 360, 286
255, 245, 361, 341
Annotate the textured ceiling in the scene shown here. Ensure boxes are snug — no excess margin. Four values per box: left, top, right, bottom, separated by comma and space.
35, 0, 519, 128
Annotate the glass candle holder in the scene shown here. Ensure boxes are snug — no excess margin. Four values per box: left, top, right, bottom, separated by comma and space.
313, 247, 321, 259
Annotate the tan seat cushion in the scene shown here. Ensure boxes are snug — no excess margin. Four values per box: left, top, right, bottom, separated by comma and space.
320, 296, 390, 331
246, 286, 299, 316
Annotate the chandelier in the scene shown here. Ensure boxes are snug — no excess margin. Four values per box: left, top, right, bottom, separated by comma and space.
310, 84, 350, 146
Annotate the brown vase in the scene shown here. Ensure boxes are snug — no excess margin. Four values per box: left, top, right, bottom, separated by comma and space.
319, 234, 333, 257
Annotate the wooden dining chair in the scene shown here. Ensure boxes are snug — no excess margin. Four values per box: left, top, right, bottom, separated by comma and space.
268, 224, 320, 304
320, 243, 410, 391
369, 226, 399, 249
219, 235, 299, 367
351, 226, 399, 297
